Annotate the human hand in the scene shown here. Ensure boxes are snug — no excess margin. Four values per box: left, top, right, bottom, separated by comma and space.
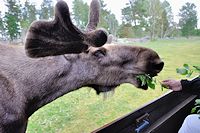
161, 79, 182, 91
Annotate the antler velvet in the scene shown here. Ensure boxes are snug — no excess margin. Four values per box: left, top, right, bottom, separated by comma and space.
25, 0, 108, 58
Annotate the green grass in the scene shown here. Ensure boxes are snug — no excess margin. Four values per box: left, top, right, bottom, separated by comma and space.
27, 37, 200, 133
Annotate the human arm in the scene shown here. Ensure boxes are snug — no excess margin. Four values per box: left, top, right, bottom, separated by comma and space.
162, 76, 200, 93
181, 76, 200, 92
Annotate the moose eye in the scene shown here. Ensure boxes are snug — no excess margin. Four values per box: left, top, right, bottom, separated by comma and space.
121, 60, 129, 65
121, 59, 133, 67
92, 47, 107, 58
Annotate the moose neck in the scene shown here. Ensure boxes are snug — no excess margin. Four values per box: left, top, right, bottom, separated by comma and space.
25, 54, 97, 117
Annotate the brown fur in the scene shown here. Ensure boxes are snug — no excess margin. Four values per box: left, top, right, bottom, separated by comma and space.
0, 44, 163, 133
0, 1, 164, 132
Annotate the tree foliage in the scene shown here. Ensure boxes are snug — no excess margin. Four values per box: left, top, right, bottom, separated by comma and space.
147, 0, 163, 40
0, 0, 199, 42
98, 0, 118, 36
21, 0, 37, 30
122, 0, 148, 27
159, 0, 174, 38
179, 2, 198, 38
98, 0, 109, 29
121, 0, 175, 39
121, 0, 150, 38
72, 0, 89, 29
0, 11, 6, 39
4, 0, 21, 41
39, 0, 54, 20
117, 23, 134, 38
106, 13, 119, 36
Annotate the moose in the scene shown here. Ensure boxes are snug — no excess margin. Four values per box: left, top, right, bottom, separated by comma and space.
0, 0, 164, 133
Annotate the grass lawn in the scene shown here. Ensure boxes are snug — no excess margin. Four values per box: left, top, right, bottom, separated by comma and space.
26, 37, 200, 133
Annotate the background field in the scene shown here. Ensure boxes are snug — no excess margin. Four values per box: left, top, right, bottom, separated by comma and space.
26, 37, 200, 133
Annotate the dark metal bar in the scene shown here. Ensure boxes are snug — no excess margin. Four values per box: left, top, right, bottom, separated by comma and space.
92, 91, 197, 133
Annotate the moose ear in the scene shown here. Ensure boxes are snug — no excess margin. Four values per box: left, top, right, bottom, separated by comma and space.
92, 47, 107, 58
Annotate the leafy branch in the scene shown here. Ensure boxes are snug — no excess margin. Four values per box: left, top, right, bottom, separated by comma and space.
136, 64, 199, 91
176, 64, 200, 78
137, 74, 168, 90
176, 64, 200, 115
191, 99, 200, 115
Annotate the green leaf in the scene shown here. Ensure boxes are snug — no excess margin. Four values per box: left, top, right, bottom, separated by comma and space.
148, 82, 155, 89
195, 99, 200, 105
191, 107, 196, 113
183, 64, 189, 70
197, 110, 200, 114
191, 104, 200, 113
191, 106, 200, 113
193, 66, 200, 71
186, 70, 193, 78
194, 105, 200, 108
176, 68, 188, 75
137, 75, 147, 86
137, 74, 156, 90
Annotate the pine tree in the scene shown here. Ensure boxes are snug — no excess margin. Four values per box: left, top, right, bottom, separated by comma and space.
39, 0, 54, 20
98, 0, 110, 30
121, 0, 150, 37
0, 11, 6, 39
121, 0, 175, 38
21, 0, 37, 30
98, 0, 118, 35
158, 0, 173, 38
179, 2, 197, 38
4, 0, 21, 41
72, 0, 89, 29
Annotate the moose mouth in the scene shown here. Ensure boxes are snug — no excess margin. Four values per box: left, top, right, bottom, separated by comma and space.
88, 73, 158, 94
87, 72, 161, 95
137, 72, 158, 90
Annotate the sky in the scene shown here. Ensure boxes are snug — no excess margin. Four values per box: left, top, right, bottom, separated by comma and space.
0, 0, 200, 28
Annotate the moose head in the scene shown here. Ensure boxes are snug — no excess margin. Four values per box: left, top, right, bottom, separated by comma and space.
0, 0, 163, 133
24, 0, 164, 93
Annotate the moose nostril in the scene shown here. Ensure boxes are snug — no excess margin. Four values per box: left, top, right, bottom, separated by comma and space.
154, 61, 164, 71
157, 62, 164, 70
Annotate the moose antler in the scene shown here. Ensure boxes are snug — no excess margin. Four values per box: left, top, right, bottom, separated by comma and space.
25, 0, 108, 58
86, 0, 100, 31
